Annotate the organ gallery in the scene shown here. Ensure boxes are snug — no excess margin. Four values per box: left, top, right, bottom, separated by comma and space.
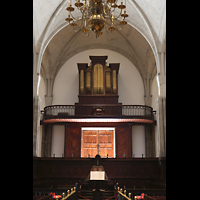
34, 55, 166, 200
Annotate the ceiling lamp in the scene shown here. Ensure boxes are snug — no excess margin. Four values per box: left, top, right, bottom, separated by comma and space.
65, 0, 128, 38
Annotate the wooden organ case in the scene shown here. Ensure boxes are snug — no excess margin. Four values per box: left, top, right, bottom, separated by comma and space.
75, 56, 121, 116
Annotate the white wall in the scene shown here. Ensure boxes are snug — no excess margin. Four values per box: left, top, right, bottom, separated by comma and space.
52, 49, 145, 105
132, 126, 146, 157
51, 125, 65, 157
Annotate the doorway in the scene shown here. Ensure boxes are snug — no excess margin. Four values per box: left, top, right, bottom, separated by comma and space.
81, 128, 115, 158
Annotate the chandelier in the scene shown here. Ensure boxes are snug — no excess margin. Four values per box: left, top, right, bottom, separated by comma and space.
65, 0, 128, 38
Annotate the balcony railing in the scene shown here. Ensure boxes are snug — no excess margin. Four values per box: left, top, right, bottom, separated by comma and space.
42, 105, 154, 122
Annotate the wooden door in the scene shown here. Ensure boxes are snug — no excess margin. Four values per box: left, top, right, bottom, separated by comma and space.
81, 129, 114, 158
98, 130, 114, 158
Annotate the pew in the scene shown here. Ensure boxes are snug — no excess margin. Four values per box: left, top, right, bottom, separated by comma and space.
33, 157, 166, 199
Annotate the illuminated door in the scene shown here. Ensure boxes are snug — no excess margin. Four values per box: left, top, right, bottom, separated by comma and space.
81, 128, 115, 158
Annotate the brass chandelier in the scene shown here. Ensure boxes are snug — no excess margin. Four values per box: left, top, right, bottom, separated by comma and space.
65, 0, 128, 37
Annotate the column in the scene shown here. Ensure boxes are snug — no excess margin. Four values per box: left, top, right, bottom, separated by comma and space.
155, 51, 166, 157
33, 95, 40, 157
156, 96, 166, 157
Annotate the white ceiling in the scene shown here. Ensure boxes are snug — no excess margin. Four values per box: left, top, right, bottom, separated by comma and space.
33, 0, 166, 87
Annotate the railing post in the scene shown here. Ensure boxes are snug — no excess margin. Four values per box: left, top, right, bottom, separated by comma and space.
62, 192, 65, 198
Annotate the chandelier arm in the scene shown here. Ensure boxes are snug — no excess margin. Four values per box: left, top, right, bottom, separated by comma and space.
111, 19, 125, 30
70, 17, 85, 32
110, 5, 117, 13
69, 10, 81, 21
112, 9, 123, 20
71, 22, 84, 32
102, 3, 109, 17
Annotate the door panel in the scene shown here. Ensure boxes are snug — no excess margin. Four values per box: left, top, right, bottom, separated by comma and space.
81, 129, 114, 158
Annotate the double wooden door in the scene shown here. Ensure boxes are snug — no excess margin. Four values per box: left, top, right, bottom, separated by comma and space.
81, 129, 114, 158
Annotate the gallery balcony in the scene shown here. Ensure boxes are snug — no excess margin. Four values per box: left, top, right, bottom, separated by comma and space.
41, 105, 155, 124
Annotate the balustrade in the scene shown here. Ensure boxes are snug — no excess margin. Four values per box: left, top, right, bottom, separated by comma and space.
44, 105, 75, 118
42, 105, 154, 121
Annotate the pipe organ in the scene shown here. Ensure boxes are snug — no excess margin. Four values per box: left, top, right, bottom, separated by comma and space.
77, 56, 119, 96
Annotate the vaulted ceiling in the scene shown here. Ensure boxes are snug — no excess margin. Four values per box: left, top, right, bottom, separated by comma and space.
33, 0, 166, 92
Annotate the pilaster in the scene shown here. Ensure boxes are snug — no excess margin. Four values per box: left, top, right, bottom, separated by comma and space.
33, 95, 40, 157
44, 78, 54, 106
156, 96, 166, 157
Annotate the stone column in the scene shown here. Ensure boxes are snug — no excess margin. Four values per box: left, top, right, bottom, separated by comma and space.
33, 95, 40, 157
156, 96, 166, 157
156, 52, 166, 157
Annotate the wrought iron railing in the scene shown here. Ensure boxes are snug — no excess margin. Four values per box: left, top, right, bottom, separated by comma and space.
42, 104, 154, 121
44, 105, 75, 117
